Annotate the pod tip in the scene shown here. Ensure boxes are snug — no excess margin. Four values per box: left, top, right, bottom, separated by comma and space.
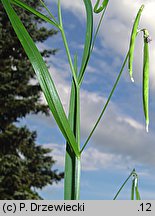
141, 4, 145, 9
134, 178, 138, 187
146, 123, 149, 133
131, 77, 134, 83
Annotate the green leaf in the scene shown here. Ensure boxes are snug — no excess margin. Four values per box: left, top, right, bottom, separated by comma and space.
2, 0, 80, 157
78, 0, 93, 85
11, 0, 60, 29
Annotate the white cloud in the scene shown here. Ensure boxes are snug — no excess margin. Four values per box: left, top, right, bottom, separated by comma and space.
37, 1, 155, 170
100, 1, 155, 89
117, 117, 143, 130
81, 147, 123, 171
39, 63, 155, 170
50, 0, 84, 19
43, 143, 132, 171
49, 0, 155, 89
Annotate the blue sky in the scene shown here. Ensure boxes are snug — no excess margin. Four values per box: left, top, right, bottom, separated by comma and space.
19, 0, 155, 199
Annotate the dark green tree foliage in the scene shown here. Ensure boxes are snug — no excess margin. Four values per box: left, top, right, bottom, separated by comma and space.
0, 0, 63, 199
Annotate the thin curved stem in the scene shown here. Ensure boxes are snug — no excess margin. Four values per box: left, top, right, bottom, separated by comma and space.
81, 51, 129, 153
39, 0, 58, 24
58, 0, 78, 87
113, 169, 135, 200
91, 6, 107, 54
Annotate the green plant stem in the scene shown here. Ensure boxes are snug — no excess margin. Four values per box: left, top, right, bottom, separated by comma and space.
64, 146, 76, 200
113, 169, 135, 200
64, 57, 80, 200
39, 0, 58, 24
65, 86, 81, 200
75, 157, 81, 200
64, 76, 77, 199
58, 0, 78, 87
81, 51, 129, 153
76, 86, 80, 149
75, 86, 81, 199
60, 29, 78, 86
91, 6, 107, 53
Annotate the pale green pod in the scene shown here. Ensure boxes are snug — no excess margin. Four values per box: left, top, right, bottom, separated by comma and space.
94, 0, 109, 13
128, 5, 144, 82
142, 29, 150, 132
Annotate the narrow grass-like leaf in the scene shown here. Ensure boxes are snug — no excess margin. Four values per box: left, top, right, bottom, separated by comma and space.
142, 29, 150, 132
128, 5, 144, 82
94, 0, 109, 13
78, 0, 93, 85
2, 0, 80, 157
11, 0, 60, 29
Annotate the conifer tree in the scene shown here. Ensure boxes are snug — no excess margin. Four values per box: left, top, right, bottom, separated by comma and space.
0, 0, 63, 199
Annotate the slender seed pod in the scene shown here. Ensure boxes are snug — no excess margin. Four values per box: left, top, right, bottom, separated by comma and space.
128, 5, 144, 82
131, 178, 135, 200
133, 173, 141, 200
94, 0, 109, 13
135, 181, 141, 200
142, 29, 150, 132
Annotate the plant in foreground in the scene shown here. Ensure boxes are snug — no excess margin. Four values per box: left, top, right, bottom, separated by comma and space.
1, 0, 151, 199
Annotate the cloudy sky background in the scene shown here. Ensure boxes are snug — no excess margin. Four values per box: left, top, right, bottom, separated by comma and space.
19, 0, 155, 199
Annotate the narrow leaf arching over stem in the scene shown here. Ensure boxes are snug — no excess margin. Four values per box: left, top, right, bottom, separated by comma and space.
11, 0, 60, 29
2, 0, 80, 157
